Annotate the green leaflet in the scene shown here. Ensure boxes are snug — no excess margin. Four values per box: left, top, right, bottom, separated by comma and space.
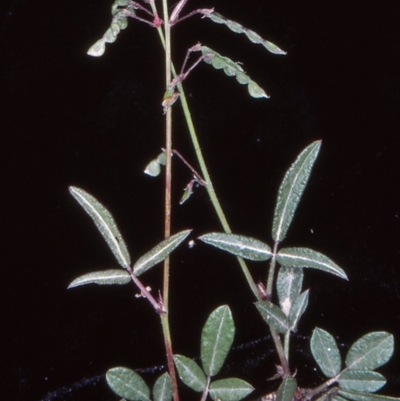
69, 186, 131, 269
198, 232, 272, 261
209, 378, 254, 401
277, 247, 348, 280
173, 355, 207, 392
87, 0, 134, 57
255, 300, 289, 334
338, 389, 400, 401
206, 12, 286, 55
153, 372, 173, 401
311, 327, 342, 378
288, 289, 309, 332
276, 377, 297, 401
201, 46, 269, 98
68, 269, 131, 288
277, 266, 303, 316
272, 141, 321, 242
338, 370, 386, 393
106, 367, 150, 401
201, 305, 235, 376
133, 230, 191, 276
345, 332, 394, 370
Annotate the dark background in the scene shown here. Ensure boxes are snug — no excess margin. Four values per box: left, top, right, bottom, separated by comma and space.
2, 0, 399, 400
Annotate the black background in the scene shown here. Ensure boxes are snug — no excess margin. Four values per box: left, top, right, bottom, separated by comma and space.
2, 1, 400, 400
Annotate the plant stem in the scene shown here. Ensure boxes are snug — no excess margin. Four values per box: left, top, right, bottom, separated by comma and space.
284, 330, 290, 363
266, 241, 279, 299
177, 79, 261, 301
159, 1, 179, 400
152, 0, 287, 381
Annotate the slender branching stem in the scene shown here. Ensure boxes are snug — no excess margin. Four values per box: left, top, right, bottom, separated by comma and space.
156, 1, 179, 400
152, 0, 287, 384
129, 270, 165, 313
151, 5, 260, 301
177, 85, 262, 300
270, 329, 290, 376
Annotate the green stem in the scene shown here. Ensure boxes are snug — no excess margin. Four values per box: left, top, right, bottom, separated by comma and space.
151, 5, 260, 301
270, 329, 290, 375
266, 241, 279, 299
284, 330, 290, 363
152, 0, 287, 382
177, 85, 261, 300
